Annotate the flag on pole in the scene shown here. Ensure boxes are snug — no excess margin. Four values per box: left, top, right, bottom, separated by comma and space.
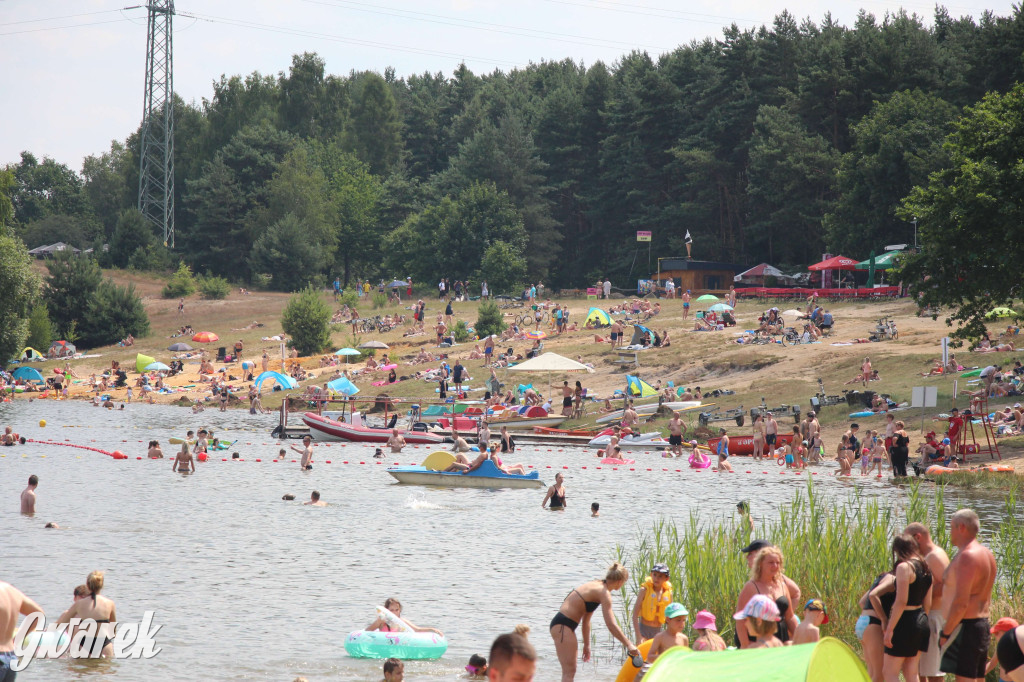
685, 230, 692, 258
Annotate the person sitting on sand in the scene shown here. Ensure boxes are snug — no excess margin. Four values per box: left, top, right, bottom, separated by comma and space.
468, 345, 484, 360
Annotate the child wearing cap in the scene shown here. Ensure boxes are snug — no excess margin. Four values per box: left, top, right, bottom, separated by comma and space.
735, 595, 783, 649
691, 610, 726, 652
632, 564, 674, 642
792, 599, 829, 644
637, 603, 689, 680
987, 617, 1020, 681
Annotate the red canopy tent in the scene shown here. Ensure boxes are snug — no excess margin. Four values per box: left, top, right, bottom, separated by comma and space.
808, 255, 858, 271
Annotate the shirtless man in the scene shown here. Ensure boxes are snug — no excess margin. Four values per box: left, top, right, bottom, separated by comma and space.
21, 475, 38, 514
905, 522, 951, 682
752, 414, 766, 461
304, 490, 327, 506
291, 436, 314, 470
173, 444, 195, 473
609, 320, 622, 346
386, 429, 406, 453
668, 412, 685, 457
861, 357, 872, 387
939, 509, 997, 682
561, 381, 573, 417
804, 412, 821, 463
622, 402, 639, 430
483, 334, 494, 365
435, 321, 447, 346
450, 432, 471, 453
765, 413, 779, 454
681, 290, 691, 319
1, 580, 44, 676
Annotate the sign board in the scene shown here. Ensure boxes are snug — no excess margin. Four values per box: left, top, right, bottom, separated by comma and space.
911, 386, 938, 408
636, 231, 652, 242
586, 287, 599, 300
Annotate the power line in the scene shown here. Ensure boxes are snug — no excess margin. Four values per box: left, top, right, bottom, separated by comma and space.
0, 17, 136, 37
0, 8, 130, 27
296, 0, 672, 52
541, 0, 759, 27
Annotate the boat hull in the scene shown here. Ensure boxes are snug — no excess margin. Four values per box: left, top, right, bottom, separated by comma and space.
485, 416, 567, 430
707, 433, 795, 456
303, 413, 444, 444
387, 464, 545, 489
596, 401, 702, 424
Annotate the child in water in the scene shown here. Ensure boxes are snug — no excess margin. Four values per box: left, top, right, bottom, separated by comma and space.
382, 658, 403, 682
366, 598, 444, 636
464, 653, 487, 678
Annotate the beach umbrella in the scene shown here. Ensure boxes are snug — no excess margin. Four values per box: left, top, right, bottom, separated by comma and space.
708, 303, 734, 312
987, 307, 1016, 319
808, 255, 858, 271
359, 340, 389, 349
145, 362, 171, 371
696, 294, 719, 302
192, 331, 219, 343
168, 342, 193, 352
525, 330, 547, 340
865, 250, 877, 288
854, 251, 902, 270
335, 347, 361, 363
387, 280, 407, 288
509, 353, 590, 373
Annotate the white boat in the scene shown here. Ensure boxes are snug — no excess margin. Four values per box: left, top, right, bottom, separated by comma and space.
588, 432, 670, 450
303, 412, 445, 444
595, 401, 703, 424
485, 415, 568, 430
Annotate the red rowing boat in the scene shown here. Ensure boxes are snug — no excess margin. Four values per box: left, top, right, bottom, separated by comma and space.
303, 412, 444, 444
532, 426, 599, 437
707, 432, 795, 456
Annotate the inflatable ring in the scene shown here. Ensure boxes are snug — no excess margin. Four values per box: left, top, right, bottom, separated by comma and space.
614, 639, 654, 682
344, 630, 448, 660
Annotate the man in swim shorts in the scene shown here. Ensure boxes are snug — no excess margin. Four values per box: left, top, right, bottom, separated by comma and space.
765, 413, 778, 451
939, 509, 997, 682
906, 522, 950, 682
668, 412, 685, 457
386, 429, 406, 453
1, 579, 44, 678
682, 290, 691, 319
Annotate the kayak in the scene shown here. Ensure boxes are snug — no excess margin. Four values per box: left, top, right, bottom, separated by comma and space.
533, 426, 600, 437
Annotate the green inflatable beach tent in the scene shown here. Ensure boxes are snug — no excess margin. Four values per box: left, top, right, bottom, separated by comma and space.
626, 375, 657, 398
585, 307, 612, 327
136, 353, 157, 373
644, 638, 869, 682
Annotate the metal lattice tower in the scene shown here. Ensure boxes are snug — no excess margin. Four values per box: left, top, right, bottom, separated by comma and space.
138, 0, 175, 247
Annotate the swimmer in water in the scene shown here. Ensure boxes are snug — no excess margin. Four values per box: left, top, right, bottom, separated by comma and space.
366, 598, 444, 636
303, 490, 327, 506
173, 442, 195, 473
386, 428, 406, 453
56, 570, 117, 658
291, 436, 314, 469
21, 475, 38, 514
147, 440, 164, 458
382, 657, 404, 682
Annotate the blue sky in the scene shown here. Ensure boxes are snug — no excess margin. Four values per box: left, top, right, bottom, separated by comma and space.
1, 0, 1014, 170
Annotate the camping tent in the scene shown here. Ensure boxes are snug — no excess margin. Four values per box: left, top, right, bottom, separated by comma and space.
136, 353, 157, 373
735, 263, 791, 283
253, 371, 298, 393
48, 340, 76, 357
19, 347, 44, 362
629, 324, 657, 346
13, 367, 45, 383
626, 375, 657, 398
327, 377, 359, 395
644, 637, 869, 682
585, 307, 612, 327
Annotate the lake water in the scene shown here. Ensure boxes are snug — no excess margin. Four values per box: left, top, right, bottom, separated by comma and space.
0, 400, 999, 680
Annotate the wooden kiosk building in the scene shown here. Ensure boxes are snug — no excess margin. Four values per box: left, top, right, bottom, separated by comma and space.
654, 258, 737, 294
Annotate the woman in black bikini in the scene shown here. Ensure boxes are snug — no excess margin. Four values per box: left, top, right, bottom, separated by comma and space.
56, 570, 116, 658
880, 534, 932, 682
734, 546, 801, 648
550, 562, 640, 682
861, 571, 896, 682
998, 624, 1024, 682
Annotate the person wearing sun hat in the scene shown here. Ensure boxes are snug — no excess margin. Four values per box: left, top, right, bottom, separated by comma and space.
632, 563, 674, 642
642, 603, 690, 675
735, 594, 783, 649
793, 598, 829, 644
988, 618, 1021, 681
692, 610, 726, 651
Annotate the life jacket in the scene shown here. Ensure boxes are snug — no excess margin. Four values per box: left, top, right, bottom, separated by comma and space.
639, 576, 673, 623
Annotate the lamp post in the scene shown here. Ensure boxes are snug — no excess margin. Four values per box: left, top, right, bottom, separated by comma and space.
912, 216, 918, 250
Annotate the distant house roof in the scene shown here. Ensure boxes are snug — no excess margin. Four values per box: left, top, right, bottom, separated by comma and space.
658, 259, 738, 272
27, 242, 81, 256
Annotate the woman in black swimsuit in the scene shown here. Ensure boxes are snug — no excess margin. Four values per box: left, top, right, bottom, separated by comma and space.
550, 562, 640, 682
734, 546, 801, 648
881, 534, 932, 682
542, 472, 566, 510
56, 570, 117, 658
890, 421, 911, 477
998, 625, 1024, 682
861, 571, 896, 682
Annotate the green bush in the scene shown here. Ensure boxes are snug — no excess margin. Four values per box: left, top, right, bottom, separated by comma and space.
79, 280, 151, 348
281, 286, 331, 356
339, 290, 359, 308
452, 319, 470, 343
474, 300, 506, 339
26, 302, 54, 350
162, 262, 196, 298
198, 274, 231, 300
127, 243, 174, 272
372, 292, 388, 309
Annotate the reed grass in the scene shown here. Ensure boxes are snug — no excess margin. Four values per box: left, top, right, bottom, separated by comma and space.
924, 470, 1024, 491
613, 479, 1024, 653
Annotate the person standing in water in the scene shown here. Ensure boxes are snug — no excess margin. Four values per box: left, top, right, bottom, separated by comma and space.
21, 475, 38, 514
291, 435, 314, 470
56, 570, 117, 658
173, 443, 195, 473
550, 562, 641, 682
1, 580, 44, 675
632, 563, 673, 642
542, 472, 566, 510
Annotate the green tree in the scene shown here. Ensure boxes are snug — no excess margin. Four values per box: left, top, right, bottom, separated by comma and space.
281, 286, 331, 356
898, 83, 1024, 341
0, 231, 39, 363
479, 241, 527, 295
825, 89, 957, 254
44, 251, 102, 339
250, 213, 327, 291
474, 300, 506, 339
162, 262, 197, 298
108, 209, 158, 268
26, 302, 54, 350
343, 72, 404, 175
81, 140, 132, 237
0, 169, 15, 228
79, 280, 151, 348
19, 214, 92, 250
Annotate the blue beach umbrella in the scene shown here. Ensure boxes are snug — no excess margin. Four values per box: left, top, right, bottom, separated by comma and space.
145, 362, 171, 371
